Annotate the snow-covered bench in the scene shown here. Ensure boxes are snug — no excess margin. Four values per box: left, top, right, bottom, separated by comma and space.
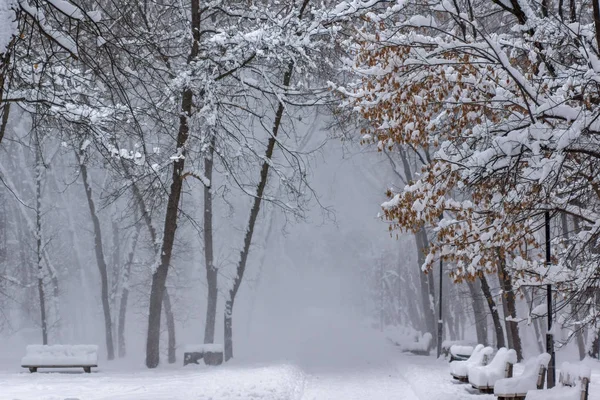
525, 362, 590, 400
450, 345, 474, 362
469, 348, 517, 392
494, 353, 551, 399
21, 345, 98, 373
183, 344, 224, 366
450, 344, 493, 382
442, 340, 469, 358
402, 332, 433, 355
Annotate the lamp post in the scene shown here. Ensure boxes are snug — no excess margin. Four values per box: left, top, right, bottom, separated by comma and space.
436, 213, 444, 358
436, 252, 443, 358
545, 211, 556, 388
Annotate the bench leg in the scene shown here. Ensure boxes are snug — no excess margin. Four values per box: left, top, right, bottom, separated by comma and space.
28, 367, 37, 373
83, 367, 91, 373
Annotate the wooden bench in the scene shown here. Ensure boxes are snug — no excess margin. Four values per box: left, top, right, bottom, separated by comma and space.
21, 345, 98, 373
450, 344, 493, 382
183, 344, 224, 366
450, 345, 474, 362
525, 362, 590, 400
469, 348, 517, 393
494, 353, 551, 399
401, 332, 433, 356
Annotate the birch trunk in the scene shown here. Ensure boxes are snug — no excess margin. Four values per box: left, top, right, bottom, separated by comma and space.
35, 140, 48, 345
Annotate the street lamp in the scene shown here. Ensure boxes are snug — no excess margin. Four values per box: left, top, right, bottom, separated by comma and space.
545, 211, 556, 388
437, 212, 444, 358
436, 254, 443, 358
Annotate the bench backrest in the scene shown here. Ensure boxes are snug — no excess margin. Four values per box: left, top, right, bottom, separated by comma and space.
450, 345, 474, 358
559, 362, 591, 400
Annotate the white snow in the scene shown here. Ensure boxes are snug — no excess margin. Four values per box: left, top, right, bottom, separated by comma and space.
0, 0, 17, 55
21, 345, 98, 366
47, 0, 84, 20
494, 353, 551, 395
468, 348, 517, 388
526, 361, 592, 399
450, 344, 493, 378
561, 361, 592, 382
3, 347, 600, 400
525, 387, 582, 400
450, 345, 474, 357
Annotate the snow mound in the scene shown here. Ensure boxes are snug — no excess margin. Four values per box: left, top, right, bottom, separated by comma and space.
449, 344, 493, 378
21, 345, 98, 366
494, 353, 550, 395
468, 347, 517, 389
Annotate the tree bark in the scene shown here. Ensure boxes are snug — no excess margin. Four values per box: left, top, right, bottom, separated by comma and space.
145, 0, 200, 368
118, 223, 141, 358
593, 0, 600, 52
164, 289, 176, 364
467, 280, 488, 345
498, 252, 523, 362
0, 36, 15, 146
79, 151, 114, 360
224, 57, 298, 361
35, 140, 48, 345
479, 274, 505, 349
397, 147, 437, 340
498, 254, 523, 360
203, 142, 218, 344
523, 289, 545, 354
111, 221, 121, 341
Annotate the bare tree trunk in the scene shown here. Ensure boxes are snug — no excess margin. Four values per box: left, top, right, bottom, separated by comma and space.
118, 287, 130, 358
497, 252, 522, 360
79, 151, 114, 360
111, 221, 121, 341
523, 289, 545, 354
0, 37, 15, 145
593, 0, 600, 51
559, 213, 586, 360
164, 289, 176, 364
397, 146, 437, 340
203, 142, 218, 344
35, 139, 48, 345
145, 0, 200, 368
480, 274, 505, 349
467, 280, 488, 345
224, 55, 299, 361
118, 223, 141, 358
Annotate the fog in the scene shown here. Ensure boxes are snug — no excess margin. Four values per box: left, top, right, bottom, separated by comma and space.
0, 117, 407, 371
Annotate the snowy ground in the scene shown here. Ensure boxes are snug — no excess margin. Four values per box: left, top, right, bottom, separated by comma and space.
4, 348, 600, 400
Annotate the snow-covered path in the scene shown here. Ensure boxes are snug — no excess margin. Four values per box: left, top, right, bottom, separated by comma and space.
300, 362, 419, 400
299, 354, 491, 400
